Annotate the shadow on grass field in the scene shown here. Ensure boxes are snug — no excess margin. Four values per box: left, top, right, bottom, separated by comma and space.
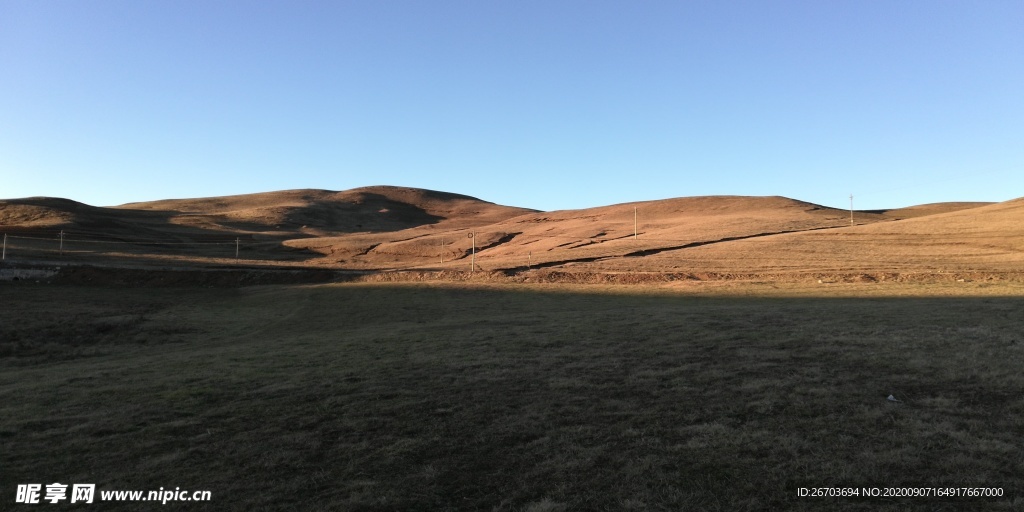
1, 282, 1022, 510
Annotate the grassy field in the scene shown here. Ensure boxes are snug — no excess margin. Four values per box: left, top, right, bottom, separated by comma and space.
2, 281, 1022, 510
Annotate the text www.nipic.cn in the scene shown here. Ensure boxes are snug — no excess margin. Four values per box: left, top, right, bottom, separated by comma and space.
16, 484, 212, 505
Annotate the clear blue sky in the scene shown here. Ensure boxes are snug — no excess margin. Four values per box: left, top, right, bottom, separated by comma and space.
2, 1, 1021, 211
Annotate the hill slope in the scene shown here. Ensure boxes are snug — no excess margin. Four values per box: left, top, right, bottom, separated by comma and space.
2, 186, 1012, 273
117, 186, 534, 237
0, 186, 534, 265
572, 197, 1024, 273
291, 195, 899, 270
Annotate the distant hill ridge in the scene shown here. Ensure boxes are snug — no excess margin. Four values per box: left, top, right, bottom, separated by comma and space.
2, 185, 1016, 273
116, 186, 500, 213
0, 185, 536, 237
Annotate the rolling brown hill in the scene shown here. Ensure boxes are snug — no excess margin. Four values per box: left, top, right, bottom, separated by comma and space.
2, 186, 1012, 275
0, 186, 534, 265
280, 195, 874, 269
571, 197, 1023, 274
118, 186, 534, 236
871, 201, 993, 220
0, 197, 195, 240
1, 197, 96, 228
338, 196, 990, 272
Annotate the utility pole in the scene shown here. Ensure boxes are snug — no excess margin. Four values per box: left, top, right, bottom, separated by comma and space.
849, 194, 854, 226
634, 207, 638, 240
235, 237, 240, 259
59, 230, 64, 255
468, 232, 475, 274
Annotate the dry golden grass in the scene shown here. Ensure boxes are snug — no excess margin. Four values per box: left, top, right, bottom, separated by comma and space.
1, 186, 1016, 278
284, 195, 1002, 272
287, 195, 893, 270
878, 201, 993, 219
119, 186, 534, 236
580, 198, 1024, 273
0, 186, 533, 267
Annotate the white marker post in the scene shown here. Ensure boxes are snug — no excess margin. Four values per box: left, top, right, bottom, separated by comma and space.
468, 232, 475, 274
2, 233, 6, 260
59, 230, 64, 256
849, 194, 854, 226
235, 237, 240, 259
440, 238, 444, 264
634, 207, 637, 240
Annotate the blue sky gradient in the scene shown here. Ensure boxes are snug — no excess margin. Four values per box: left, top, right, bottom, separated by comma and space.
2, 1, 1021, 211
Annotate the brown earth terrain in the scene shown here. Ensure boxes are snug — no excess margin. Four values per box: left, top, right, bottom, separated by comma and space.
1, 185, 1019, 285
4, 189, 1024, 510
574, 198, 1024, 274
